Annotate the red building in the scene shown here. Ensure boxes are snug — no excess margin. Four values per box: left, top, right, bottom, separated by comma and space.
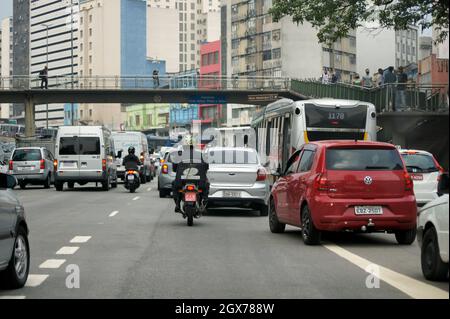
199, 40, 223, 128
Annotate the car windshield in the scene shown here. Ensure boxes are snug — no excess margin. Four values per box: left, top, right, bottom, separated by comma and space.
401, 153, 438, 173
207, 149, 258, 164
12, 149, 42, 161
326, 148, 404, 170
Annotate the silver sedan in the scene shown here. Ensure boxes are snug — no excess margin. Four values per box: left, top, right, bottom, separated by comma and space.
206, 147, 270, 216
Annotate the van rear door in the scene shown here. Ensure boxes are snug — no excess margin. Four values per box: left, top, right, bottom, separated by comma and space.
58, 127, 81, 178
78, 135, 102, 179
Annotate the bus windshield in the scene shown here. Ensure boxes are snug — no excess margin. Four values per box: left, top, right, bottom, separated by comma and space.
305, 103, 367, 129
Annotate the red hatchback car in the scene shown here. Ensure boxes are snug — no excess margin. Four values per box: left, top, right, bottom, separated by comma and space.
269, 140, 417, 245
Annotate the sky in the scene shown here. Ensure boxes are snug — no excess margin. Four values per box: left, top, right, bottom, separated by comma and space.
0, 0, 12, 22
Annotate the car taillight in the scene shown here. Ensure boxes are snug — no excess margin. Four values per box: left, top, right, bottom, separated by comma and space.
162, 164, 168, 174
9, 160, 13, 171
102, 159, 107, 171
53, 159, 58, 170
404, 171, 413, 191
315, 173, 329, 191
186, 184, 195, 191
40, 159, 45, 170
127, 170, 137, 175
256, 168, 267, 181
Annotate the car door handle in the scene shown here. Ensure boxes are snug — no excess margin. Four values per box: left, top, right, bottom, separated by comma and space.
228, 173, 236, 176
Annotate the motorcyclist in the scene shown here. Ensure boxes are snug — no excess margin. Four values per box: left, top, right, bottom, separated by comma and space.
122, 146, 142, 171
172, 136, 209, 213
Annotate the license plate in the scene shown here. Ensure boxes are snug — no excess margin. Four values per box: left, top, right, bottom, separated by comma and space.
411, 174, 423, 181
18, 166, 32, 171
62, 161, 77, 168
355, 206, 383, 215
185, 192, 197, 202
224, 191, 241, 198
127, 175, 135, 181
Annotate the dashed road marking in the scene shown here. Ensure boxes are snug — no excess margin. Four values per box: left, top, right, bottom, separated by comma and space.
39, 259, 66, 269
0, 296, 26, 299
132, 196, 140, 201
323, 243, 449, 299
56, 246, 79, 255
109, 211, 119, 217
70, 236, 92, 243
25, 274, 49, 287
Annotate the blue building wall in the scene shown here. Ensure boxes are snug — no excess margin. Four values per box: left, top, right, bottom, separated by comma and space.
170, 105, 199, 125
64, 104, 79, 125
121, 0, 149, 76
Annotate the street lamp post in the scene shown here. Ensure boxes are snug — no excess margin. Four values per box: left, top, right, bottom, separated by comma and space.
70, 0, 75, 125
41, 23, 52, 129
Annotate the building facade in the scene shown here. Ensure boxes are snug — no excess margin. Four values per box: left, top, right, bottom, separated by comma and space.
126, 104, 170, 132
30, 0, 80, 127
356, 24, 419, 77
0, 17, 13, 119
199, 40, 224, 128
199, 0, 221, 43
78, 0, 158, 130
222, 0, 357, 82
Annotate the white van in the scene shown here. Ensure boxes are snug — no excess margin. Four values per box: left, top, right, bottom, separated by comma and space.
112, 131, 153, 183
54, 126, 118, 191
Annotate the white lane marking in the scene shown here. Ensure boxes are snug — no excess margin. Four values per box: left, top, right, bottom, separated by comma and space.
147, 187, 152, 192
0, 296, 26, 299
323, 243, 449, 299
132, 196, 140, 201
39, 259, 66, 269
70, 236, 92, 243
56, 246, 79, 255
109, 211, 119, 217
25, 274, 49, 287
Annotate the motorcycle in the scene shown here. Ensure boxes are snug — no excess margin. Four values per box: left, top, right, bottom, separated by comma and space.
124, 168, 141, 193
180, 183, 205, 226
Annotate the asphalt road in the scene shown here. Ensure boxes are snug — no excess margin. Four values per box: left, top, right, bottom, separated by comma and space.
0, 180, 448, 299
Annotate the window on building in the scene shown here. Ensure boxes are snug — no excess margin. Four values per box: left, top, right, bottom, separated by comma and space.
89, 109, 93, 117
89, 28, 92, 36
179, 23, 183, 31
272, 29, 281, 41
232, 39, 239, 50
80, 30, 83, 37
180, 43, 183, 52
180, 54, 184, 62
135, 115, 140, 126
80, 110, 83, 118
402, 43, 405, 53
147, 114, 152, 126
262, 50, 272, 61
191, 43, 195, 50
89, 15, 92, 23
89, 42, 92, 50
202, 54, 208, 66
179, 13, 183, 21
191, 13, 195, 20
80, 57, 83, 64
214, 52, 219, 64
272, 48, 281, 59
80, 17, 83, 24
89, 55, 92, 63
191, 23, 195, 30
179, 34, 183, 42
191, 54, 195, 61
191, 33, 195, 40
273, 68, 282, 77
191, 2, 195, 9
80, 43, 83, 51
349, 54, 356, 65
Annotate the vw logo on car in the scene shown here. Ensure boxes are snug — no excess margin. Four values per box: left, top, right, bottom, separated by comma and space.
364, 176, 373, 185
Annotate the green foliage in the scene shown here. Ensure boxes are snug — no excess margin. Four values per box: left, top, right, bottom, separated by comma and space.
269, 0, 449, 44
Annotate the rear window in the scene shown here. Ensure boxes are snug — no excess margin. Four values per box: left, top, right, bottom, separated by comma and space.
207, 150, 258, 164
13, 149, 42, 161
305, 103, 367, 129
401, 153, 438, 173
326, 148, 404, 171
59, 137, 100, 155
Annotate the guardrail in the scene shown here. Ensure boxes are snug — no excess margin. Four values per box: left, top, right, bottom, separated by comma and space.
291, 79, 449, 112
0, 75, 292, 91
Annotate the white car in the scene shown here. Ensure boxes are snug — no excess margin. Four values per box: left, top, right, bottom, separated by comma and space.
400, 149, 443, 205
417, 173, 449, 281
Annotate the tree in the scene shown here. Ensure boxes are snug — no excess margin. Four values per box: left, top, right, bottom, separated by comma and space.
269, 0, 449, 45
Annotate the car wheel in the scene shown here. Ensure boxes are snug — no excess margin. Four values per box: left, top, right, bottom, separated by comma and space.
259, 204, 269, 217
269, 198, 285, 233
0, 227, 30, 289
43, 174, 51, 189
395, 227, 416, 245
301, 205, 321, 245
421, 227, 448, 281
102, 175, 110, 191
159, 189, 167, 198
19, 182, 26, 190
55, 181, 64, 191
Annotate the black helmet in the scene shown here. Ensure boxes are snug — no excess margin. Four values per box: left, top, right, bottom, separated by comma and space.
128, 146, 135, 155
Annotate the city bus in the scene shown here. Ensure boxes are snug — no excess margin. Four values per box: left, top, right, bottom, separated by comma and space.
0, 124, 25, 137
251, 98, 377, 174
146, 135, 178, 153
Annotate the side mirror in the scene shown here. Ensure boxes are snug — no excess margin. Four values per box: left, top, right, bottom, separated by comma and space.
117, 150, 123, 159
438, 173, 449, 196
0, 173, 17, 189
